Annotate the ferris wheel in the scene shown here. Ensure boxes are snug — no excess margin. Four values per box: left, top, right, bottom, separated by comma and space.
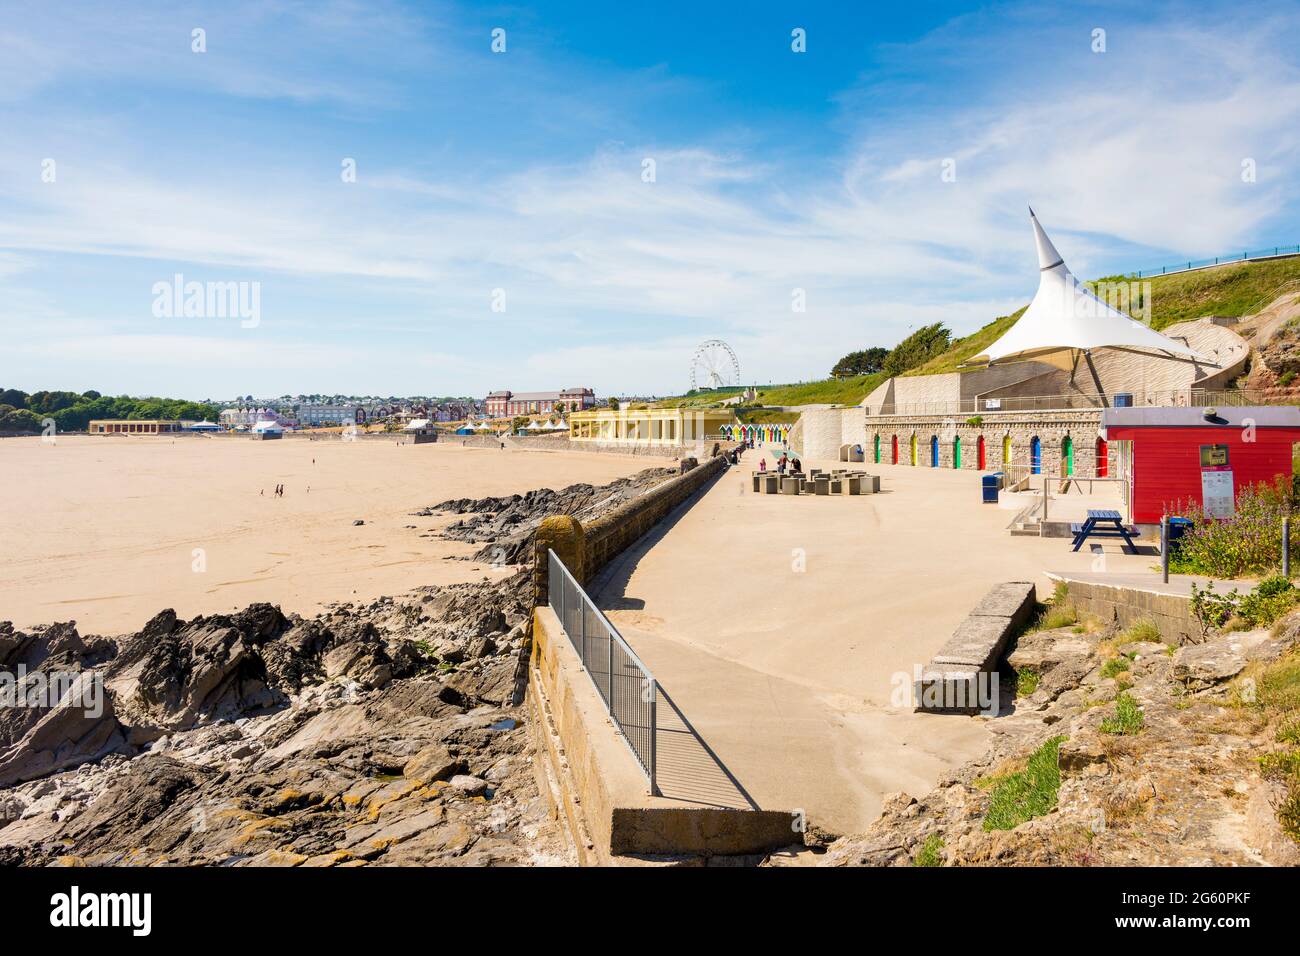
690, 339, 740, 391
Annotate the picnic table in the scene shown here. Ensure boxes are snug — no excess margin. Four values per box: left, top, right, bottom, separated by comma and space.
1070, 509, 1139, 555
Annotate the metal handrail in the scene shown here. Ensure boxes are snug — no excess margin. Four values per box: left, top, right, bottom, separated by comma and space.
547, 549, 658, 795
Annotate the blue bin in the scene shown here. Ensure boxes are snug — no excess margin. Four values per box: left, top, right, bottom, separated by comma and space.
982, 473, 1001, 504
1166, 517, 1193, 554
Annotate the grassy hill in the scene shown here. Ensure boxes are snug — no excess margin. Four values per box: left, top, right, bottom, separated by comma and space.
651, 256, 1300, 409
1096, 256, 1300, 330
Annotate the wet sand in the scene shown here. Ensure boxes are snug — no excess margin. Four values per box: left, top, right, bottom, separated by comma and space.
0, 435, 649, 635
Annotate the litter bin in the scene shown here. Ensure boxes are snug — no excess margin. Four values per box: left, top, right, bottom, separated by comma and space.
982, 473, 1001, 504
1166, 516, 1193, 554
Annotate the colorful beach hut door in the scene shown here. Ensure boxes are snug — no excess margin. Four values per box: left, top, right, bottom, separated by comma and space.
977, 435, 986, 470
1096, 437, 1108, 477
929, 435, 939, 467
1002, 435, 1011, 470
891, 435, 899, 464
874, 434, 880, 463
1030, 436, 1042, 475
910, 435, 917, 465
953, 436, 961, 469
1062, 436, 1073, 477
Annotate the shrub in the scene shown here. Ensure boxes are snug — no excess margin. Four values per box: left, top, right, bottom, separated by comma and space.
1101, 692, 1145, 735
1191, 577, 1300, 638
1167, 477, 1298, 578
983, 736, 1065, 831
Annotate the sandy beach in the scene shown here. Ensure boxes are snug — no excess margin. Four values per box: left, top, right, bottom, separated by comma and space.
0, 435, 649, 635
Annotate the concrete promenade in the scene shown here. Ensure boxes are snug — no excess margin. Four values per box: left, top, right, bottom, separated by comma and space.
591, 457, 1156, 836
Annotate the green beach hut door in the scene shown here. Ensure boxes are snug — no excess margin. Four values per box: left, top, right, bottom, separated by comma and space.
1062, 436, 1073, 476
953, 436, 961, 468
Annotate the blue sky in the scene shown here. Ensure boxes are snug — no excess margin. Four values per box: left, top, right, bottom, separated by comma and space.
2, 0, 1299, 399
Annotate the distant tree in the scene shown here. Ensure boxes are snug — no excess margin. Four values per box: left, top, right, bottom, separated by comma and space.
510, 415, 530, 434
607, 397, 619, 410
1, 388, 29, 407
81, 389, 101, 400
831, 347, 889, 378
882, 323, 951, 377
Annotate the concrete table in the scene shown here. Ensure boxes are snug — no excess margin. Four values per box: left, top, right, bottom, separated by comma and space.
781, 476, 800, 495
814, 477, 830, 496
763, 475, 779, 494
829, 479, 843, 494
752, 472, 763, 493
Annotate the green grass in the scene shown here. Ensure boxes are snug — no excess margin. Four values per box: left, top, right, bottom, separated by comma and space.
905, 309, 1026, 376
1100, 692, 1145, 735
1121, 619, 1163, 644
1093, 256, 1300, 331
1258, 750, 1300, 780
912, 833, 944, 867
1099, 655, 1133, 680
1016, 668, 1041, 698
983, 735, 1066, 831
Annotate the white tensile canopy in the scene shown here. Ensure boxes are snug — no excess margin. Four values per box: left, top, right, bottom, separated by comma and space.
545, 419, 567, 430
968, 209, 1210, 371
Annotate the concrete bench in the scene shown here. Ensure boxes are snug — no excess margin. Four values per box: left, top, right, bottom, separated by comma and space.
763, 475, 779, 494
780, 476, 801, 495
814, 477, 830, 496
914, 581, 1036, 715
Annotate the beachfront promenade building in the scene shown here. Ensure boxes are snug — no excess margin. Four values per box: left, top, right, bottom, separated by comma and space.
569, 407, 735, 445
486, 387, 595, 417
796, 210, 1263, 507
89, 420, 184, 434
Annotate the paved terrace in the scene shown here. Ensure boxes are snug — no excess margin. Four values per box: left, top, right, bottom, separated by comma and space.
590, 459, 1158, 836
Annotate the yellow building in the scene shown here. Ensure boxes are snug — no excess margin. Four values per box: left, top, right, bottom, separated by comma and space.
568, 407, 736, 444
88, 420, 184, 435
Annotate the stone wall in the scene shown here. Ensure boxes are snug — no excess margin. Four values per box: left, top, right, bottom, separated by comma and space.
1049, 574, 1200, 645
792, 407, 862, 460
863, 409, 1110, 477
583, 454, 727, 581
531, 453, 727, 602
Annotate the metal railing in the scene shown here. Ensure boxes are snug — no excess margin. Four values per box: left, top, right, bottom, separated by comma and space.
547, 549, 658, 795
869, 388, 1274, 418
1122, 244, 1300, 279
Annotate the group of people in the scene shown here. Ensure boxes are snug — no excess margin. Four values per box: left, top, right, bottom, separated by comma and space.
757, 452, 801, 475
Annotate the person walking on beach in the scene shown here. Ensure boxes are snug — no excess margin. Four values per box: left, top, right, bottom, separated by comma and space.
777, 455, 787, 476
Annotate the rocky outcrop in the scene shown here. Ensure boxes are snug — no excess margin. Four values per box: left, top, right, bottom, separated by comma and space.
821, 614, 1300, 867
416, 468, 676, 564
0, 570, 572, 866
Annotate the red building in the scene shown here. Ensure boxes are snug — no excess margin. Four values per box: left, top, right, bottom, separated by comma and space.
485, 387, 595, 418
1101, 407, 1300, 524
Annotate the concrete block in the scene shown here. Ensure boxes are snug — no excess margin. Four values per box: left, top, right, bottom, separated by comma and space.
968, 581, 1036, 631
932, 615, 1013, 670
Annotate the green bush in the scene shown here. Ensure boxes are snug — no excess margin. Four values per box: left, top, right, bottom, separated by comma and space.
1167, 478, 1298, 578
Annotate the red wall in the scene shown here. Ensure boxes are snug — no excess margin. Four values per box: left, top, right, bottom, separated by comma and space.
1106, 425, 1300, 523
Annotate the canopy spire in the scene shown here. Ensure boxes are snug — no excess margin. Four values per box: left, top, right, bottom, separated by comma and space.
964, 209, 1211, 370
1029, 206, 1065, 272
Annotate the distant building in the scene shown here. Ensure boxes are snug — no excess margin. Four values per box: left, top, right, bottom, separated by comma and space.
569, 407, 735, 445
220, 406, 290, 428
89, 420, 184, 435
486, 388, 595, 418
296, 403, 364, 426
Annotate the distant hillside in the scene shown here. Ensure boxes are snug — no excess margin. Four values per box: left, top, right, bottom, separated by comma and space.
651, 257, 1300, 409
